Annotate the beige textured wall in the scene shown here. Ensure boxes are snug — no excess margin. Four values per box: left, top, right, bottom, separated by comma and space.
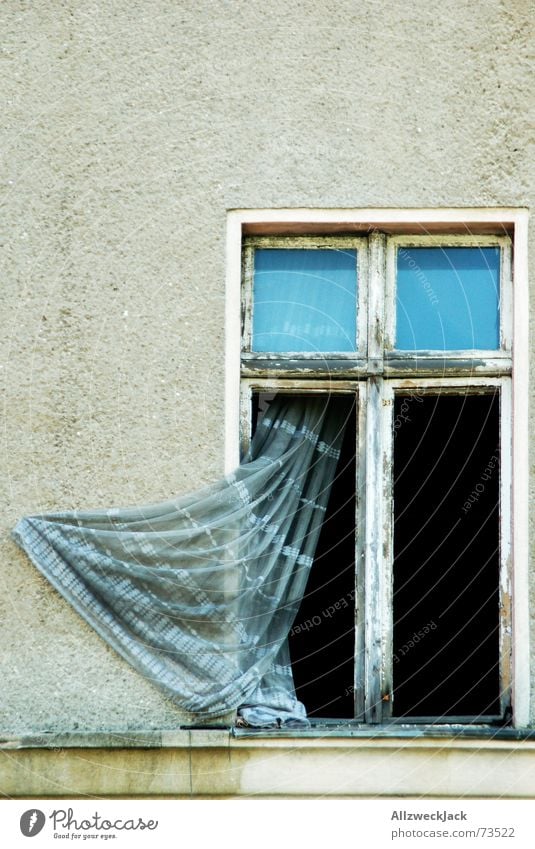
1, 0, 532, 733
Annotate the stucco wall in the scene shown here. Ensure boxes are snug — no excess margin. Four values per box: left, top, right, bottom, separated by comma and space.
1, 0, 532, 733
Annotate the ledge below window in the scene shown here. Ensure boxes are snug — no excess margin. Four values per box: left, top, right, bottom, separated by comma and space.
2, 726, 535, 798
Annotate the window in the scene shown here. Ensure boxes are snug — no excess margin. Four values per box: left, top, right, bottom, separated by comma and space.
226, 210, 528, 728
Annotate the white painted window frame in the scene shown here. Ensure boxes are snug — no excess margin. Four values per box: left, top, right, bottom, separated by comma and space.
225, 208, 529, 728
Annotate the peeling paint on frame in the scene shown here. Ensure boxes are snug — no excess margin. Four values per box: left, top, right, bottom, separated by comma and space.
225, 209, 528, 729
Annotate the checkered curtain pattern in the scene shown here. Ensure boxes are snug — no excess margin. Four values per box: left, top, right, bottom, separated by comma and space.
13, 396, 346, 728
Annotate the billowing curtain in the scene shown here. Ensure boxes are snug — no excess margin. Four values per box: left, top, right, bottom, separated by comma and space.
12, 395, 347, 728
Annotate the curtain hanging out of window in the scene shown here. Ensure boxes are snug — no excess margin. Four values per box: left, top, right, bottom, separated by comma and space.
12, 396, 348, 728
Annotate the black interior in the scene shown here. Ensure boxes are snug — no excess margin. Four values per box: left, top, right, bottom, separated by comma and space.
392, 392, 501, 718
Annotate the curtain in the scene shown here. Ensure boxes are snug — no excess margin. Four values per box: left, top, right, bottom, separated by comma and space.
12, 395, 347, 728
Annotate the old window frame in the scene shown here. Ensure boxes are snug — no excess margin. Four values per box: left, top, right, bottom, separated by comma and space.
378, 376, 512, 724
225, 208, 529, 729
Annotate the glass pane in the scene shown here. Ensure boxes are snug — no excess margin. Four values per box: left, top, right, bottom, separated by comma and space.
252, 248, 358, 352
396, 246, 500, 350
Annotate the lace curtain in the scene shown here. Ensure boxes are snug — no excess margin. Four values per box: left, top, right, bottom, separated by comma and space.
13, 395, 347, 728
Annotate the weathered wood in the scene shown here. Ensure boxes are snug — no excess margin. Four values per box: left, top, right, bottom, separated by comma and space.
499, 380, 513, 720
232, 721, 528, 739
364, 377, 385, 723
237, 229, 516, 729
354, 383, 367, 720
241, 357, 368, 378
385, 355, 511, 377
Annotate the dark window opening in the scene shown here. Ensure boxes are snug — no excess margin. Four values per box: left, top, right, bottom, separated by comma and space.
392, 392, 501, 719
252, 394, 356, 719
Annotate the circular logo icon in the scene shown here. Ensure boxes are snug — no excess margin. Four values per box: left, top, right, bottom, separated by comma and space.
20, 809, 46, 837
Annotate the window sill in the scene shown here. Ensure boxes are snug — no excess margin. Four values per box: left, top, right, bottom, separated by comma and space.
2, 726, 535, 798
231, 722, 533, 741
4, 723, 535, 751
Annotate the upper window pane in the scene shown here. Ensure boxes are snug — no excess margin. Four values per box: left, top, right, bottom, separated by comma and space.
396, 246, 500, 350
252, 248, 358, 353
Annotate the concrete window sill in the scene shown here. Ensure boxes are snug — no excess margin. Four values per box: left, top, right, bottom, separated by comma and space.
4, 723, 535, 750
2, 727, 535, 798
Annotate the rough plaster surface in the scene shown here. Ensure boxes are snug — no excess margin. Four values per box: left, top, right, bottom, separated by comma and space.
0, 0, 532, 733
